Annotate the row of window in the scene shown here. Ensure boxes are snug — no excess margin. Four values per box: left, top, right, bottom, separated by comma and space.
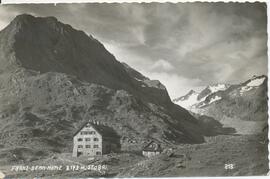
80, 131, 96, 135
77, 144, 99, 148
77, 151, 101, 156
85, 152, 101, 155
87, 152, 101, 155
77, 138, 99, 142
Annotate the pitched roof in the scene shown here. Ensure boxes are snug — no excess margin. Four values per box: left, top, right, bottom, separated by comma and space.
73, 121, 119, 138
92, 123, 119, 138
142, 141, 162, 152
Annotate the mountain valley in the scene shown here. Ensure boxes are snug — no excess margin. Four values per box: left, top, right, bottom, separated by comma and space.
0, 14, 268, 177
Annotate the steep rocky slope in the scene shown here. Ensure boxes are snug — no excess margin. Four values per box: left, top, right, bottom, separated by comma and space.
0, 14, 206, 158
0, 14, 171, 106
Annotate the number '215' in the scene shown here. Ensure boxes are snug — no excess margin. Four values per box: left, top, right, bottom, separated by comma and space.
225, 164, 234, 170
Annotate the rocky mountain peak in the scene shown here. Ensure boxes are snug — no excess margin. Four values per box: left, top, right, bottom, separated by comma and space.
3, 14, 63, 37
0, 14, 176, 107
251, 74, 266, 79
0, 14, 131, 88
10, 14, 63, 31
10, 14, 36, 25
187, 89, 196, 95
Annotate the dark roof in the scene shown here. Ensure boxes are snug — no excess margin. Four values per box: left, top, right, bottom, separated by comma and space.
142, 141, 162, 152
73, 121, 88, 136
92, 123, 119, 138
73, 121, 119, 138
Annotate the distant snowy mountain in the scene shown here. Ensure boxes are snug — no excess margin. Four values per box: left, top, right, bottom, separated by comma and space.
173, 90, 199, 109
239, 75, 266, 95
173, 75, 268, 134
173, 75, 267, 111
173, 83, 230, 110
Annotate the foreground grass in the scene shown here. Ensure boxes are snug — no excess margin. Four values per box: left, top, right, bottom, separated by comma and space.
0, 134, 268, 177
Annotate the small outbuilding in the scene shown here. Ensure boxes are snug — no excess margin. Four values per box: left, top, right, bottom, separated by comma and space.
142, 141, 162, 157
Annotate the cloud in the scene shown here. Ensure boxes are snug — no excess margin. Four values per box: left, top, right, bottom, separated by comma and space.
0, 7, 20, 30
150, 59, 174, 71
141, 71, 203, 99
0, 3, 267, 98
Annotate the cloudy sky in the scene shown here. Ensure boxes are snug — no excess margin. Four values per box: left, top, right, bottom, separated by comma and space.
0, 3, 267, 98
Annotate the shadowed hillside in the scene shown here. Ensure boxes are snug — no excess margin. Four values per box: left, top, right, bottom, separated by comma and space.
0, 14, 206, 160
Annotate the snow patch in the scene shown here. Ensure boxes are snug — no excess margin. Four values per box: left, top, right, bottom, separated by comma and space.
196, 95, 221, 108
135, 78, 143, 82
175, 92, 199, 109
239, 77, 265, 95
208, 96, 222, 104
199, 96, 207, 102
174, 84, 226, 110
208, 84, 227, 93
246, 78, 265, 87
174, 83, 229, 110
239, 86, 253, 95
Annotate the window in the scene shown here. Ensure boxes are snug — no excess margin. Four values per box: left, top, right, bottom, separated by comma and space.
93, 145, 99, 148
94, 138, 99, 141
78, 145, 83, 148
86, 145, 91, 148
77, 138, 83, 142
85, 138, 91, 141
96, 152, 101, 155
80, 131, 96, 135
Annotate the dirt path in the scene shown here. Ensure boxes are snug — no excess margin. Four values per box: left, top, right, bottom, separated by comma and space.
58, 157, 83, 166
